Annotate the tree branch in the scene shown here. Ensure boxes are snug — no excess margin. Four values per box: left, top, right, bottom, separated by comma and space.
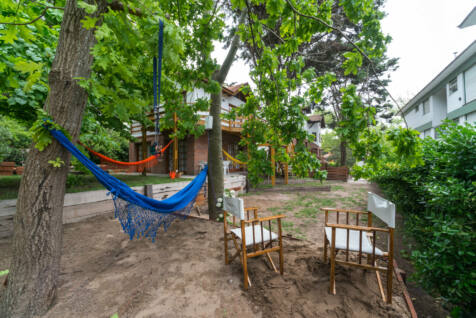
284, 0, 408, 128
108, 1, 143, 17
215, 10, 246, 83
0, 6, 64, 25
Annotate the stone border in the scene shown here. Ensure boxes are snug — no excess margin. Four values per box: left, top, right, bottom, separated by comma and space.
0, 175, 246, 238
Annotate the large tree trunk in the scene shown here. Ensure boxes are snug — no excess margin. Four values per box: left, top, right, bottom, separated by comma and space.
207, 11, 246, 220
0, 1, 107, 316
340, 140, 347, 166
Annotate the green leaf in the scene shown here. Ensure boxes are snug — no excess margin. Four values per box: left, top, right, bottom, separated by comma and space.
78, 1, 98, 14
81, 16, 98, 30
0, 269, 8, 277
342, 51, 363, 75
24, 71, 42, 92
0, 27, 18, 44
14, 59, 42, 74
48, 157, 65, 168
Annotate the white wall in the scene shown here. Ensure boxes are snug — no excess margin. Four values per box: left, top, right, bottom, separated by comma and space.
186, 88, 245, 111
466, 111, 476, 123
431, 88, 447, 127
447, 73, 465, 113
404, 100, 433, 130
464, 64, 476, 103
305, 122, 321, 146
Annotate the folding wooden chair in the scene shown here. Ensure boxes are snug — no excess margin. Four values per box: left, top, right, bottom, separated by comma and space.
223, 197, 285, 289
321, 192, 396, 303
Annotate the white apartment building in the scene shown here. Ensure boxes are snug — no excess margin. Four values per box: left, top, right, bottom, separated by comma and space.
401, 40, 476, 138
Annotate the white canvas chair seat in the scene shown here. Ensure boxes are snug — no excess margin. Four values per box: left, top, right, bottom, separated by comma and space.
231, 225, 278, 246
223, 197, 285, 290
324, 227, 383, 256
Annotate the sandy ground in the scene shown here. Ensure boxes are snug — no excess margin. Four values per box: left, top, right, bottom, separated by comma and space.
0, 204, 409, 317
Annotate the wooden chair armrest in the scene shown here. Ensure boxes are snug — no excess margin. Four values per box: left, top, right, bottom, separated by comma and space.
245, 207, 259, 220
325, 223, 389, 233
321, 208, 368, 214
243, 214, 285, 224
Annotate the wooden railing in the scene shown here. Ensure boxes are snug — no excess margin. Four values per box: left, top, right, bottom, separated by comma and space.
131, 108, 246, 136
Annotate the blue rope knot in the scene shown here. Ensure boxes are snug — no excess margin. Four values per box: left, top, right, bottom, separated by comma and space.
107, 188, 118, 198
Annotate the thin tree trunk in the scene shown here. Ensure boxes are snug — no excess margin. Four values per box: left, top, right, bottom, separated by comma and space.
340, 140, 347, 166
141, 125, 147, 176
0, 1, 107, 316
207, 11, 246, 220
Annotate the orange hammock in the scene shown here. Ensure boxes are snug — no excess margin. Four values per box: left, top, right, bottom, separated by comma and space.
80, 139, 174, 170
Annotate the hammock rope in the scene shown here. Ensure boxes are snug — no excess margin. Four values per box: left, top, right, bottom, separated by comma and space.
80, 139, 174, 168
49, 128, 207, 241
222, 149, 247, 165
153, 19, 164, 145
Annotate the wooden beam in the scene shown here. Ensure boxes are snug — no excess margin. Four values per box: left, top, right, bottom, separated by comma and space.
284, 146, 289, 185
173, 112, 178, 172
271, 146, 275, 187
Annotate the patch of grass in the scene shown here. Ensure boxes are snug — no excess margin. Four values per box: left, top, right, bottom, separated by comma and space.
332, 185, 345, 191
0, 174, 190, 200
310, 197, 337, 208
282, 198, 302, 211
295, 207, 319, 218
281, 220, 294, 230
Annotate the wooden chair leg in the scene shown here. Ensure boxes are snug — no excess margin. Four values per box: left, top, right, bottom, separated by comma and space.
376, 271, 386, 302
278, 218, 284, 275
330, 228, 336, 295
224, 232, 229, 265
387, 261, 393, 304
242, 234, 249, 290
265, 252, 278, 273
279, 246, 284, 275
323, 236, 328, 263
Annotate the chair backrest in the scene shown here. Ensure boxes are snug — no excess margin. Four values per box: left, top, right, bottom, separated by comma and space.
223, 197, 245, 220
367, 192, 395, 228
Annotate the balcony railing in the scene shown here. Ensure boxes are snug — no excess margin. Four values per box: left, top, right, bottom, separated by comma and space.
130, 107, 245, 137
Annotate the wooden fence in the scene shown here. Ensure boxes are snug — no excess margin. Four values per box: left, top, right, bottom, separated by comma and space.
322, 166, 349, 181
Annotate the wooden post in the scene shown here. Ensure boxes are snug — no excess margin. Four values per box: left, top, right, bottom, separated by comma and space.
387, 228, 394, 304
224, 211, 229, 265
271, 146, 275, 187
141, 125, 147, 176
241, 220, 249, 290
284, 147, 289, 185
173, 112, 178, 172
278, 218, 284, 275
330, 227, 336, 294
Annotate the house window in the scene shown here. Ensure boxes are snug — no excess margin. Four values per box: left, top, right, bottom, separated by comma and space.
448, 78, 458, 95
423, 99, 430, 114
312, 132, 317, 142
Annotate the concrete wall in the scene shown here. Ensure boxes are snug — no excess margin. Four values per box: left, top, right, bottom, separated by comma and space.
447, 73, 465, 113
432, 88, 448, 128
404, 99, 433, 130
0, 174, 246, 238
465, 64, 476, 103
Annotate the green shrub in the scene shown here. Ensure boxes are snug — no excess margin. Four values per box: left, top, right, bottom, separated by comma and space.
0, 116, 32, 164
373, 122, 476, 312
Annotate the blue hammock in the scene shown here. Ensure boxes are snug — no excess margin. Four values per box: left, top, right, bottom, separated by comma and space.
49, 129, 207, 241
